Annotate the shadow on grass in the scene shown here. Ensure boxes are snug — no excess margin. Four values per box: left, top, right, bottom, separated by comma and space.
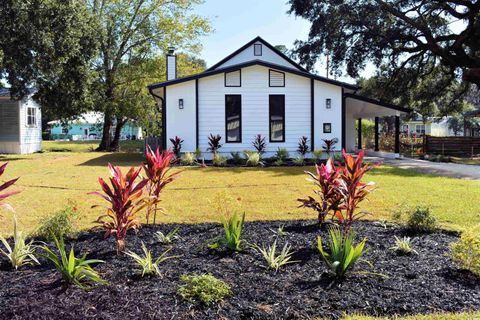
78, 153, 144, 167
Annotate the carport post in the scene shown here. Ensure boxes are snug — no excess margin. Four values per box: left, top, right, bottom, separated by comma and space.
394, 116, 400, 155
357, 118, 362, 150
374, 117, 379, 151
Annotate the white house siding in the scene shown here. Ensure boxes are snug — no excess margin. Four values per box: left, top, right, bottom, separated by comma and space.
165, 80, 197, 152
18, 99, 42, 154
215, 41, 300, 71
197, 65, 311, 157
313, 81, 343, 151
345, 111, 357, 152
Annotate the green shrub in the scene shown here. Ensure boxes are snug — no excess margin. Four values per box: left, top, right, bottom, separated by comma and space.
178, 273, 232, 305
35, 205, 77, 241
212, 154, 227, 167
273, 159, 284, 166
181, 152, 196, 165
245, 152, 262, 167
293, 155, 305, 166
194, 148, 202, 159
451, 226, 480, 276
312, 149, 323, 162
229, 152, 244, 165
275, 147, 289, 161
392, 205, 437, 233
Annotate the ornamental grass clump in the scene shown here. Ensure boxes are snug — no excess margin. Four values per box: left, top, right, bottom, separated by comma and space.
317, 226, 367, 278
0, 214, 39, 270
42, 235, 105, 290
125, 242, 177, 277
181, 152, 196, 165
155, 227, 180, 244
143, 147, 181, 224
245, 152, 262, 167
178, 273, 232, 306
451, 225, 480, 277
90, 163, 148, 253
390, 236, 417, 255
251, 240, 298, 272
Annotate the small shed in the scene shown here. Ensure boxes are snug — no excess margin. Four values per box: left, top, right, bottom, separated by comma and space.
0, 88, 42, 154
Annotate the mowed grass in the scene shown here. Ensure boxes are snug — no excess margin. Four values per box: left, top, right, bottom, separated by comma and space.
0, 150, 479, 235
42, 140, 144, 153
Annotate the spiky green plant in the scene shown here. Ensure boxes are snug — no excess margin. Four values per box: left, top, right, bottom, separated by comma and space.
390, 236, 417, 255
124, 242, 177, 277
269, 224, 288, 237
252, 240, 298, 271
245, 152, 262, 167
317, 226, 367, 278
42, 235, 105, 290
0, 214, 39, 269
155, 227, 180, 244
210, 212, 245, 252
181, 152, 196, 165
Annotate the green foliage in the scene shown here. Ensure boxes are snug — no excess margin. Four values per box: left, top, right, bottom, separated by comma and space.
34, 205, 77, 241
390, 236, 416, 255
312, 149, 323, 162
273, 159, 284, 166
317, 226, 367, 278
394, 205, 437, 233
251, 240, 298, 271
125, 242, 177, 277
210, 212, 245, 252
275, 148, 289, 161
293, 155, 305, 166
194, 148, 203, 159
42, 235, 105, 290
451, 225, 480, 277
212, 154, 227, 167
0, 214, 39, 269
182, 152, 196, 166
245, 152, 262, 167
229, 152, 244, 165
155, 227, 180, 244
178, 273, 232, 306
269, 224, 288, 237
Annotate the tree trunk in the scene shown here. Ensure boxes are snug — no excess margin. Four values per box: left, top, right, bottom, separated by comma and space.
97, 111, 113, 151
109, 118, 127, 151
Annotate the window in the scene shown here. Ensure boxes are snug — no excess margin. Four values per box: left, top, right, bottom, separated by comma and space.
225, 70, 241, 87
225, 95, 242, 142
62, 126, 69, 134
323, 123, 332, 133
269, 69, 285, 87
326, 98, 332, 109
415, 124, 425, 135
26, 107, 36, 127
254, 43, 262, 56
269, 95, 285, 142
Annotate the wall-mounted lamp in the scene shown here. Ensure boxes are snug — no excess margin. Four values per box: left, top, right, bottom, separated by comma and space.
326, 98, 332, 109
179, 99, 184, 109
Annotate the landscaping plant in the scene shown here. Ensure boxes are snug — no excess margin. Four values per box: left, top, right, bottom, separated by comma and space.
312, 149, 323, 163
269, 224, 288, 237
229, 152, 244, 165
42, 234, 105, 290
322, 138, 338, 156
245, 152, 262, 167
451, 225, 480, 277
91, 163, 148, 253
210, 212, 245, 252
252, 134, 267, 154
406, 206, 437, 233
194, 147, 203, 160
169, 136, 184, 159
298, 158, 343, 224
0, 214, 39, 270
181, 152, 196, 165
124, 242, 177, 277
34, 204, 77, 241
275, 147, 289, 162
0, 162, 20, 213
317, 226, 367, 278
293, 155, 305, 166
207, 134, 222, 155
297, 136, 309, 156
251, 240, 298, 272
390, 236, 417, 255
178, 273, 232, 306
143, 147, 181, 224
155, 227, 180, 244
212, 153, 227, 166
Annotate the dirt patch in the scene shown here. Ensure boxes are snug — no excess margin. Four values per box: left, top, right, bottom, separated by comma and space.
0, 220, 478, 319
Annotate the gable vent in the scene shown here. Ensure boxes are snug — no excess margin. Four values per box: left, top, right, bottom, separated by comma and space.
254, 43, 262, 56
269, 69, 285, 87
225, 70, 241, 87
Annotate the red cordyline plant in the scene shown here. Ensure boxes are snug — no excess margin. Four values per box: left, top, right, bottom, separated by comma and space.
298, 158, 343, 224
336, 149, 377, 231
143, 147, 180, 224
0, 162, 20, 213
90, 164, 148, 253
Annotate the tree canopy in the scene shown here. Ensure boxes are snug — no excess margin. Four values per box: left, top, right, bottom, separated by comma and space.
288, 0, 480, 91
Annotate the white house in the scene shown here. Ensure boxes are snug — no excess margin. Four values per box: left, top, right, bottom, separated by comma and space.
403, 113, 459, 137
148, 37, 411, 158
0, 88, 42, 154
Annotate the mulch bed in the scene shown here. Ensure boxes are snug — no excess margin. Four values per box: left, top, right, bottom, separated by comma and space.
0, 220, 479, 319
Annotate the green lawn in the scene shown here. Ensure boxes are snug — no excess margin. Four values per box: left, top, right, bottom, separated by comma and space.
0, 150, 479, 235
42, 140, 144, 153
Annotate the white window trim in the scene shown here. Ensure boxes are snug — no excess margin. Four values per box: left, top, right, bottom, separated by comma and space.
26, 106, 37, 128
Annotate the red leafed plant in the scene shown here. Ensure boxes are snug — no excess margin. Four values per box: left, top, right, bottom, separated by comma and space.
0, 162, 20, 213
298, 158, 343, 224
90, 164, 148, 253
336, 149, 377, 231
143, 147, 181, 224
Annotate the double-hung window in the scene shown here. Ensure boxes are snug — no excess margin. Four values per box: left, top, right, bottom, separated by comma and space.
26, 107, 36, 127
269, 95, 285, 142
225, 95, 242, 142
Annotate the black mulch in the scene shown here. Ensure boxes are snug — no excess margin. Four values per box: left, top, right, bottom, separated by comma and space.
0, 220, 479, 319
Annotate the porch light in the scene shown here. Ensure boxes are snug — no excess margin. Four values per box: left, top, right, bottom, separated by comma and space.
179, 99, 184, 109
326, 98, 331, 109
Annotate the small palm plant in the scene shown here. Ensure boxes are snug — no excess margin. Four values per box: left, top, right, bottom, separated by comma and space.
0, 214, 39, 270
317, 226, 367, 278
124, 242, 177, 277
251, 240, 298, 272
42, 235, 106, 290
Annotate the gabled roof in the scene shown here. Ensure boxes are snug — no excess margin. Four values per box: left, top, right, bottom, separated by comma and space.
149, 59, 358, 91
206, 36, 308, 72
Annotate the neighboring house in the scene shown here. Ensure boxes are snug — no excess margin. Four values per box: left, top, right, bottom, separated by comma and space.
48, 112, 143, 141
148, 37, 410, 158
403, 113, 459, 137
0, 88, 42, 154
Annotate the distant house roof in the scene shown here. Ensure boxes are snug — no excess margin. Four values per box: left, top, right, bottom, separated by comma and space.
0, 87, 36, 98
48, 112, 104, 125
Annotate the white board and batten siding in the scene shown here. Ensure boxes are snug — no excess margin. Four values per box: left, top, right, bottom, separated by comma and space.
19, 98, 42, 154
313, 81, 343, 151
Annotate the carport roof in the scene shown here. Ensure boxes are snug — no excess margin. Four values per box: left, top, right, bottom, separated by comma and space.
344, 93, 412, 118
